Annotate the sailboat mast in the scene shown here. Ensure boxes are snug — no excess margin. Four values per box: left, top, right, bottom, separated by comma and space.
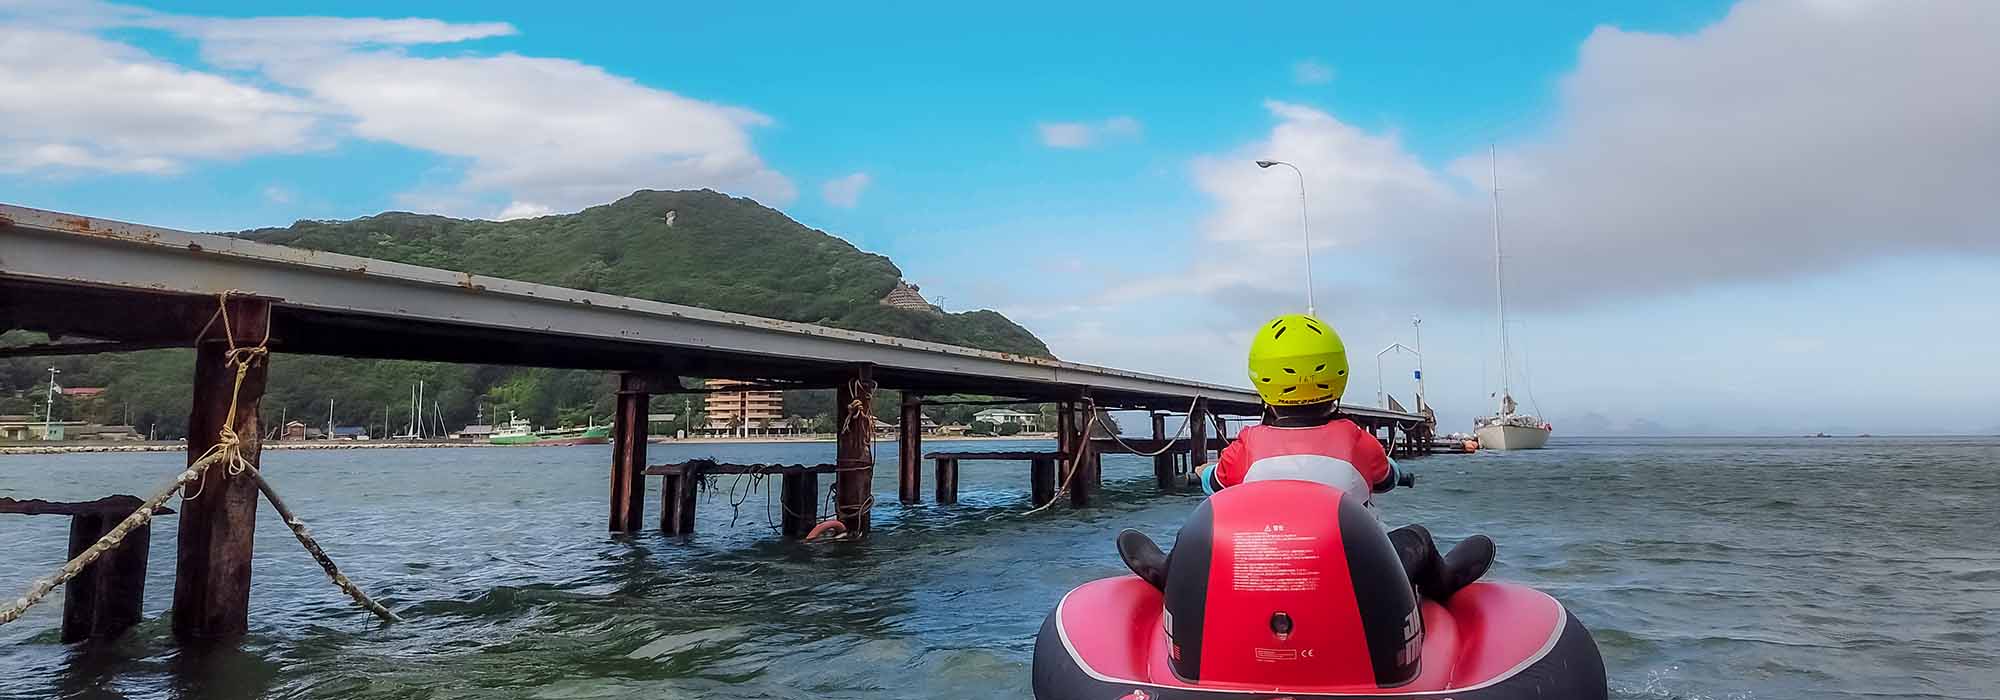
1488, 144, 1513, 408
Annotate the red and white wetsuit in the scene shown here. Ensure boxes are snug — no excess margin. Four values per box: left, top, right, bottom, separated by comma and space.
1204, 419, 1394, 510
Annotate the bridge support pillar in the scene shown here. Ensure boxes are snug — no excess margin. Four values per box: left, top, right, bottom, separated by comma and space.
898, 393, 923, 504
1030, 457, 1057, 506
174, 297, 269, 645
1056, 401, 1075, 483
1151, 412, 1175, 491
1188, 399, 1211, 472
610, 373, 652, 533
835, 366, 876, 535
1070, 398, 1097, 508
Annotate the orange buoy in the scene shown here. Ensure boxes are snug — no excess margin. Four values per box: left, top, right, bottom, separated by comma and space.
805, 518, 848, 541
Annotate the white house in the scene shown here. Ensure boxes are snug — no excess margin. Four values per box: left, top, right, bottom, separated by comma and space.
972, 408, 1039, 427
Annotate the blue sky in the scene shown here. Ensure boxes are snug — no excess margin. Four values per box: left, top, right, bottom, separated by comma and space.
4, 0, 1996, 433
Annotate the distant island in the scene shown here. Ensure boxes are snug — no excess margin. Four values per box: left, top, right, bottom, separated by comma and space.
0, 190, 1051, 440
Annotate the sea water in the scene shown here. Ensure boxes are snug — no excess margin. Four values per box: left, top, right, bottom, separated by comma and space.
2, 436, 1996, 699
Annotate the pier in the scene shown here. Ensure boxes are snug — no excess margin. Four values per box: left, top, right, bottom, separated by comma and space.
0, 203, 1430, 644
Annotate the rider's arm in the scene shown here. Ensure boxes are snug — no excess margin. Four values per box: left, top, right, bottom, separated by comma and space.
1200, 440, 1248, 494
1349, 424, 1397, 493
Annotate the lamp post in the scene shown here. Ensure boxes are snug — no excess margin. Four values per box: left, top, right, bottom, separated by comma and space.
1255, 159, 1316, 316
43, 367, 60, 441
1375, 344, 1421, 409
1412, 315, 1426, 412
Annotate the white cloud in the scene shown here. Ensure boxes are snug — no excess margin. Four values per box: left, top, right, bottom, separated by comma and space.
0, 2, 795, 212
821, 172, 872, 208
1038, 123, 1094, 149
268, 51, 794, 211
1038, 116, 1144, 149
495, 201, 555, 220
1147, 0, 2000, 314
261, 185, 295, 204
1293, 59, 1334, 85
0, 26, 320, 175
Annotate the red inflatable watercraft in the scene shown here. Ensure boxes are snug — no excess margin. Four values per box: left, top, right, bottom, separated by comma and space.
1032, 481, 1607, 700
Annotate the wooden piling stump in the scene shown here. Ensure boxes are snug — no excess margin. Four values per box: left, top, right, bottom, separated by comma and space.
63, 509, 151, 643
1031, 457, 1057, 506
934, 457, 959, 505
661, 468, 699, 536
780, 471, 818, 538
173, 297, 268, 644
0, 496, 169, 644
1151, 412, 1175, 491
898, 393, 923, 504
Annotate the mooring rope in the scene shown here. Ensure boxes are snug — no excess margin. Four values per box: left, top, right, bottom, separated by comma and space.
1092, 395, 1201, 457
1013, 396, 1204, 518
247, 467, 400, 622
0, 292, 398, 628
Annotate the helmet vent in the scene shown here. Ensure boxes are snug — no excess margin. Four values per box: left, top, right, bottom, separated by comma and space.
1273, 326, 1288, 339
1305, 322, 1323, 334
1281, 387, 1296, 394
1316, 384, 1329, 390
1314, 364, 1326, 372
1282, 367, 1296, 374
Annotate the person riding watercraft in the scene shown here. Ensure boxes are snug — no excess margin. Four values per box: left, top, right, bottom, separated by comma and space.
1135, 313, 1495, 603
1039, 313, 1605, 699
1038, 480, 1609, 700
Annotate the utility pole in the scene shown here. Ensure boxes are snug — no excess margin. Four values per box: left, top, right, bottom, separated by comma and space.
43, 367, 60, 441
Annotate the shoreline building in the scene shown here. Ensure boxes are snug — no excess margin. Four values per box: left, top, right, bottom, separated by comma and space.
972, 408, 1039, 429
702, 379, 786, 438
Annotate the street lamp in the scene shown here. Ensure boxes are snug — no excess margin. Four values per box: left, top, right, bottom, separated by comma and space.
43, 367, 60, 441
1411, 315, 1426, 412
1375, 343, 1421, 409
1255, 159, 1316, 316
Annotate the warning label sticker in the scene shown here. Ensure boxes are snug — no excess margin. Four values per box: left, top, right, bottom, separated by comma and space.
1253, 648, 1301, 662
1230, 526, 1321, 592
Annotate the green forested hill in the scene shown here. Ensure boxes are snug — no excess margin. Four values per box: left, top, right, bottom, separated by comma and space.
1, 190, 1051, 438
241, 190, 1048, 353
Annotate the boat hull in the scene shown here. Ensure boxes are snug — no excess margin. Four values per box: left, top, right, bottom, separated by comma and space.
1475, 424, 1550, 450
1034, 577, 1606, 700
538, 435, 609, 446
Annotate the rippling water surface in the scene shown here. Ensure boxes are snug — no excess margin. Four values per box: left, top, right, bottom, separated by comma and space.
2, 436, 1996, 699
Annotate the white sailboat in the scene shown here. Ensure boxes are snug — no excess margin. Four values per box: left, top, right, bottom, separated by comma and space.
1475, 146, 1551, 451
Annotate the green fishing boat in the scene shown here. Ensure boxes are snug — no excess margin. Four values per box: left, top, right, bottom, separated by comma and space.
488, 412, 610, 446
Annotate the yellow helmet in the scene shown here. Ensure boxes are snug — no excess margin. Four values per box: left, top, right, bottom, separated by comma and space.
1248, 313, 1349, 406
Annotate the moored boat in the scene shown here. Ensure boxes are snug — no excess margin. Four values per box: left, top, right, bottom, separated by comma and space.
488, 412, 610, 446
1474, 147, 1550, 451
535, 424, 611, 446
489, 413, 539, 445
